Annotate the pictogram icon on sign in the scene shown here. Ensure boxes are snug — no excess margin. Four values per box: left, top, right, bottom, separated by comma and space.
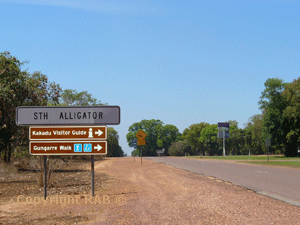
84, 144, 92, 152
88, 128, 93, 138
74, 144, 82, 152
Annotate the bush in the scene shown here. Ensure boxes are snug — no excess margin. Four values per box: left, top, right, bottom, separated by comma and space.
284, 143, 299, 157
275, 150, 282, 155
168, 141, 191, 156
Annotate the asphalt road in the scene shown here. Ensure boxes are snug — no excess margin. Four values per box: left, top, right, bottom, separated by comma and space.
144, 157, 300, 207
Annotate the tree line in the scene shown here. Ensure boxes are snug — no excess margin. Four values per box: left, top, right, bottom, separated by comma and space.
0, 52, 123, 163
127, 78, 300, 157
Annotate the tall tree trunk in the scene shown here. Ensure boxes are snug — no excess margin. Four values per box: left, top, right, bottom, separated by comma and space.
7, 142, 11, 164
4, 144, 8, 163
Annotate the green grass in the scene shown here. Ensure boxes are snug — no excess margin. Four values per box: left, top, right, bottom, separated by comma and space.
186, 155, 300, 161
239, 160, 300, 168
183, 155, 300, 168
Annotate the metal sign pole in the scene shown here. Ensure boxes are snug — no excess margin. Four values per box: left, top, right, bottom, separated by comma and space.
223, 130, 226, 157
91, 155, 94, 196
141, 145, 143, 165
266, 138, 271, 162
44, 155, 47, 200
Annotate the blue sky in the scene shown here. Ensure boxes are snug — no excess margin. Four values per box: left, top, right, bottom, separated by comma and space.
1, 0, 299, 155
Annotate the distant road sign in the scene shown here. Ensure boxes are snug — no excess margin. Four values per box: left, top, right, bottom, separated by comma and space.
29, 126, 107, 140
30, 141, 107, 155
131, 139, 137, 148
218, 130, 230, 138
218, 131, 222, 138
16, 106, 120, 126
136, 130, 147, 139
225, 131, 230, 138
266, 138, 271, 147
218, 122, 230, 129
156, 149, 165, 154
137, 139, 146, 145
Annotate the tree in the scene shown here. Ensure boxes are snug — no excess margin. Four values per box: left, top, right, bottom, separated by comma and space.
182, 122, 210, 155
0, 52, 61, 163
199, 124, 219, 156
59, 89, 107, 106
127, 119, 163, 156
126, 119, 181, 156
168, 140, 191, 156
156, 124, 181, 155
258, 78, 288, 152
282, 78, 300, 156
225, 120, 246, 155
106, 127, 124, 157
244, 114, 265, 155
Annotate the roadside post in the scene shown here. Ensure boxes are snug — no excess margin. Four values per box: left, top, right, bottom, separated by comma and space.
44, 155, 47, 200
16, 106, 120, 199
266, 138, 271, 162
91, 155, 94, 196
136, 130, 146, 165
131, 139, 137, 162
218, 122, 230, 157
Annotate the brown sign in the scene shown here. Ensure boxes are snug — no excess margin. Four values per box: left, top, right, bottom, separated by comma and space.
29, 126, 107, 140
30, 141, 107, 155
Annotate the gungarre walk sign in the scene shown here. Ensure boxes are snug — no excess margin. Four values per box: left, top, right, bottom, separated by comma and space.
16, 106, 120, 126
30, 141, 107, 155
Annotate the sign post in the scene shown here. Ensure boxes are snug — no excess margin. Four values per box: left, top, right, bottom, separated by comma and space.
218, 123, 230, 157
44, 156, 47, 200
16, 106, 120, 199
91, 155, 94, 196
131, 139, 137, 162
136, 130, 146, 165
266, 138, 271, 162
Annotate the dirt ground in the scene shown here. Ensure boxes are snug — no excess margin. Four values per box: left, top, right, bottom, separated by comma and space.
1, 157, 300, 224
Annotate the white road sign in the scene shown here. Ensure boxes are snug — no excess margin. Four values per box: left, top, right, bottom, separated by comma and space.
16, 106, 120, 126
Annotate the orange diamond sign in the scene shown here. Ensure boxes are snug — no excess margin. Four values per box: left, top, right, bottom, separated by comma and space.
136, 130, 147, 140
